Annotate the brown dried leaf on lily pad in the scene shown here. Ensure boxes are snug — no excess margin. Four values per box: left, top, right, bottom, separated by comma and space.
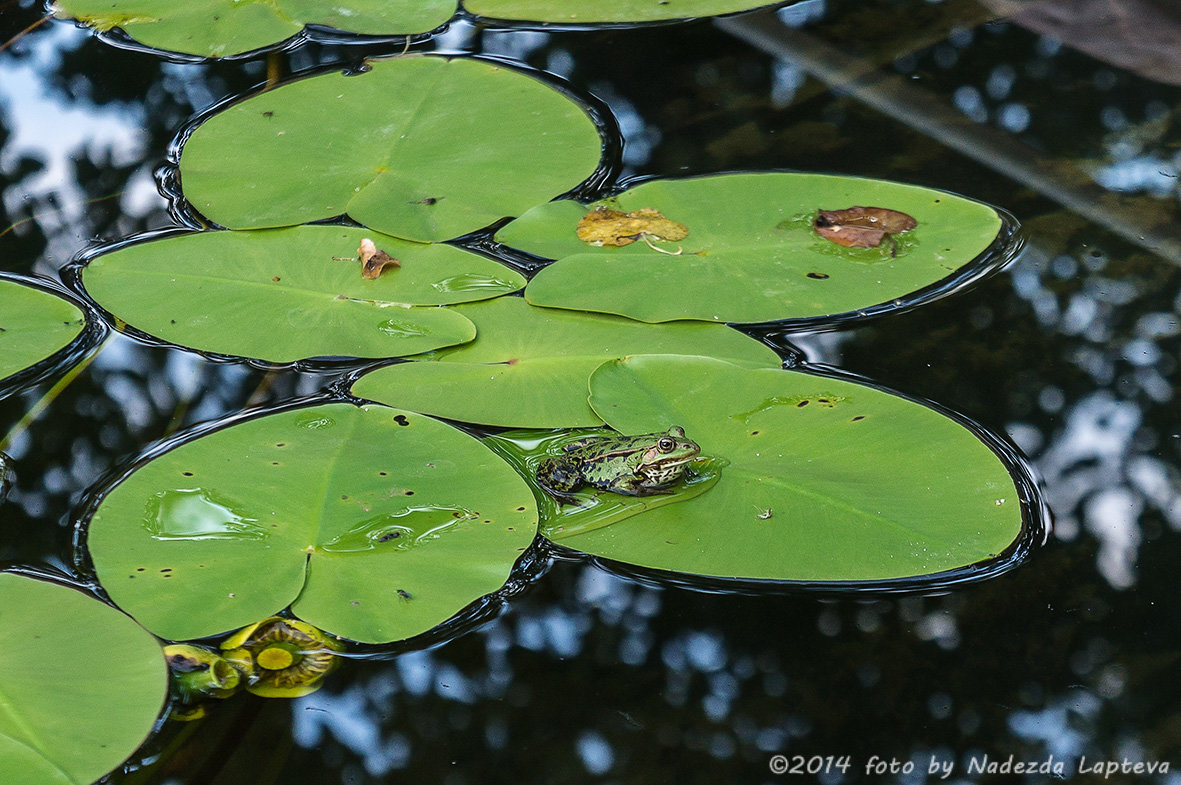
358, 237, 400, 280
814, 206, 917, 253
576, 207, 689, 248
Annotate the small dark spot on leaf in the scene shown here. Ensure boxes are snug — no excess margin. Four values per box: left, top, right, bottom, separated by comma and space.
272, 461, 279, 465
341, 495, 348, 500
170, 319, 177, 324
276, 443, 286, 447
379, 471, 388, 476
818, 398, 830, 403
807, 272, 829, 280
136, 567, 145, 572
378, 532, 400, 542
160, 568, 172, 573
393, 415, 410, 426
797, 400, 810, 407
404, 490, 415, 496
182, 471, 194, 476
851, 415, 866, 421
409, 197, 439, 205
262, 111, 273, 117
516, 506, 526, 511
751, 430, 760, 435
272, 276, 280, 282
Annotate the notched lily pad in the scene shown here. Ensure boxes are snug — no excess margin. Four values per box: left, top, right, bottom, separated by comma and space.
79, 225, 521, 363
351, 296, 781, 428
85, 403, 538, 644
499, 173, 1009, 324
180, 56, 603, 242
53, 0, 457, 59
577, 206, 689, 248
539, 355, 1030, 584
814, 205, 917, 253
0, 573, 167, 785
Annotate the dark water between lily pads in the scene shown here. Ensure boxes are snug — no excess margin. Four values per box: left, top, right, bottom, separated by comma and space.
2, 0, 1180, 782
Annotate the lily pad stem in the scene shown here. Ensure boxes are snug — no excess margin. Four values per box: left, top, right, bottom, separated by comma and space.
0, 335, 108, 453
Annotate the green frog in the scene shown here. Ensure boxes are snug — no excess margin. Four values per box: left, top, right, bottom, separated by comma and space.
536, 427, 700, 502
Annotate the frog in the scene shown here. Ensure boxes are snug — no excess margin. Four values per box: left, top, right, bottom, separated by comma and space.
536, 426, 701, 503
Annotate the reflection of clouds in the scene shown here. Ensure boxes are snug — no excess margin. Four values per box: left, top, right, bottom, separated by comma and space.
293, 679, 412, 776
1093, 155, 1178, 196
1006, 237, 1181, 590
0, 25, 158, 264
576, 729, 615, 775
1007, 689, 1101, 765
1031, 391, 1157, 588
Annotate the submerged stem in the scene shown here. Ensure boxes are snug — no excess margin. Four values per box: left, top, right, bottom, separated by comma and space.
0, 337, 108, 453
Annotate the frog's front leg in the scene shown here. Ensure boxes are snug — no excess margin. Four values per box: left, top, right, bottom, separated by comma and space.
606, 475, 673, 496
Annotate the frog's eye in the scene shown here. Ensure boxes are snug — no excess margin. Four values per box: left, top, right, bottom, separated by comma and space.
658, 437, 675, 452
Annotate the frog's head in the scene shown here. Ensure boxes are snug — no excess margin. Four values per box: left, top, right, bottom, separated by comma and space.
637, 426, 700, 485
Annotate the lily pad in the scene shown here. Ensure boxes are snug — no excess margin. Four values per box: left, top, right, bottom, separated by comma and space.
498, 173, 1008, 324
0, 573, 167, 785
0, 279, 86, 383
54, 0, 457, 58
85, 403, 538, 643
351, 297, 781, 428
542, 355, 1027, 582
80, 226, 505, 363
180, 56, 603, 242
465, 0, 782, 23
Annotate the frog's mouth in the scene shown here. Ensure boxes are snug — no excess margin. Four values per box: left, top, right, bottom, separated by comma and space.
641, 456, 696, 485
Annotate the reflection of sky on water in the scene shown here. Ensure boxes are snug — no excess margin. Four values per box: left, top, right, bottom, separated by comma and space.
0, 25, 161, 264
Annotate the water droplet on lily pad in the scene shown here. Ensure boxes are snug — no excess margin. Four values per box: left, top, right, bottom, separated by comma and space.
295, 413, 337, 430
145, 489, 267, 542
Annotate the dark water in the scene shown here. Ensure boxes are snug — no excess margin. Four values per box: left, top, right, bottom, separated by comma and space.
1, 0, 1179, 782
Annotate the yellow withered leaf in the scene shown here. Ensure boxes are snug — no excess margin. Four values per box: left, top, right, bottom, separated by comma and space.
576, 206, 689, 247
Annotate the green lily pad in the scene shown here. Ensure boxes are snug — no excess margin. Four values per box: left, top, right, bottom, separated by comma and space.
54, 0, 457, 58
180, 56, 603, 242
0, 573, 167, 785
351, 297, 781, 428
85, 403, 538, 644
0, 279, 86, 382
465, 0, 779, 23
80, 226, 502, 363
497, 173, 1006, 323
541, 355, 1026, 582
